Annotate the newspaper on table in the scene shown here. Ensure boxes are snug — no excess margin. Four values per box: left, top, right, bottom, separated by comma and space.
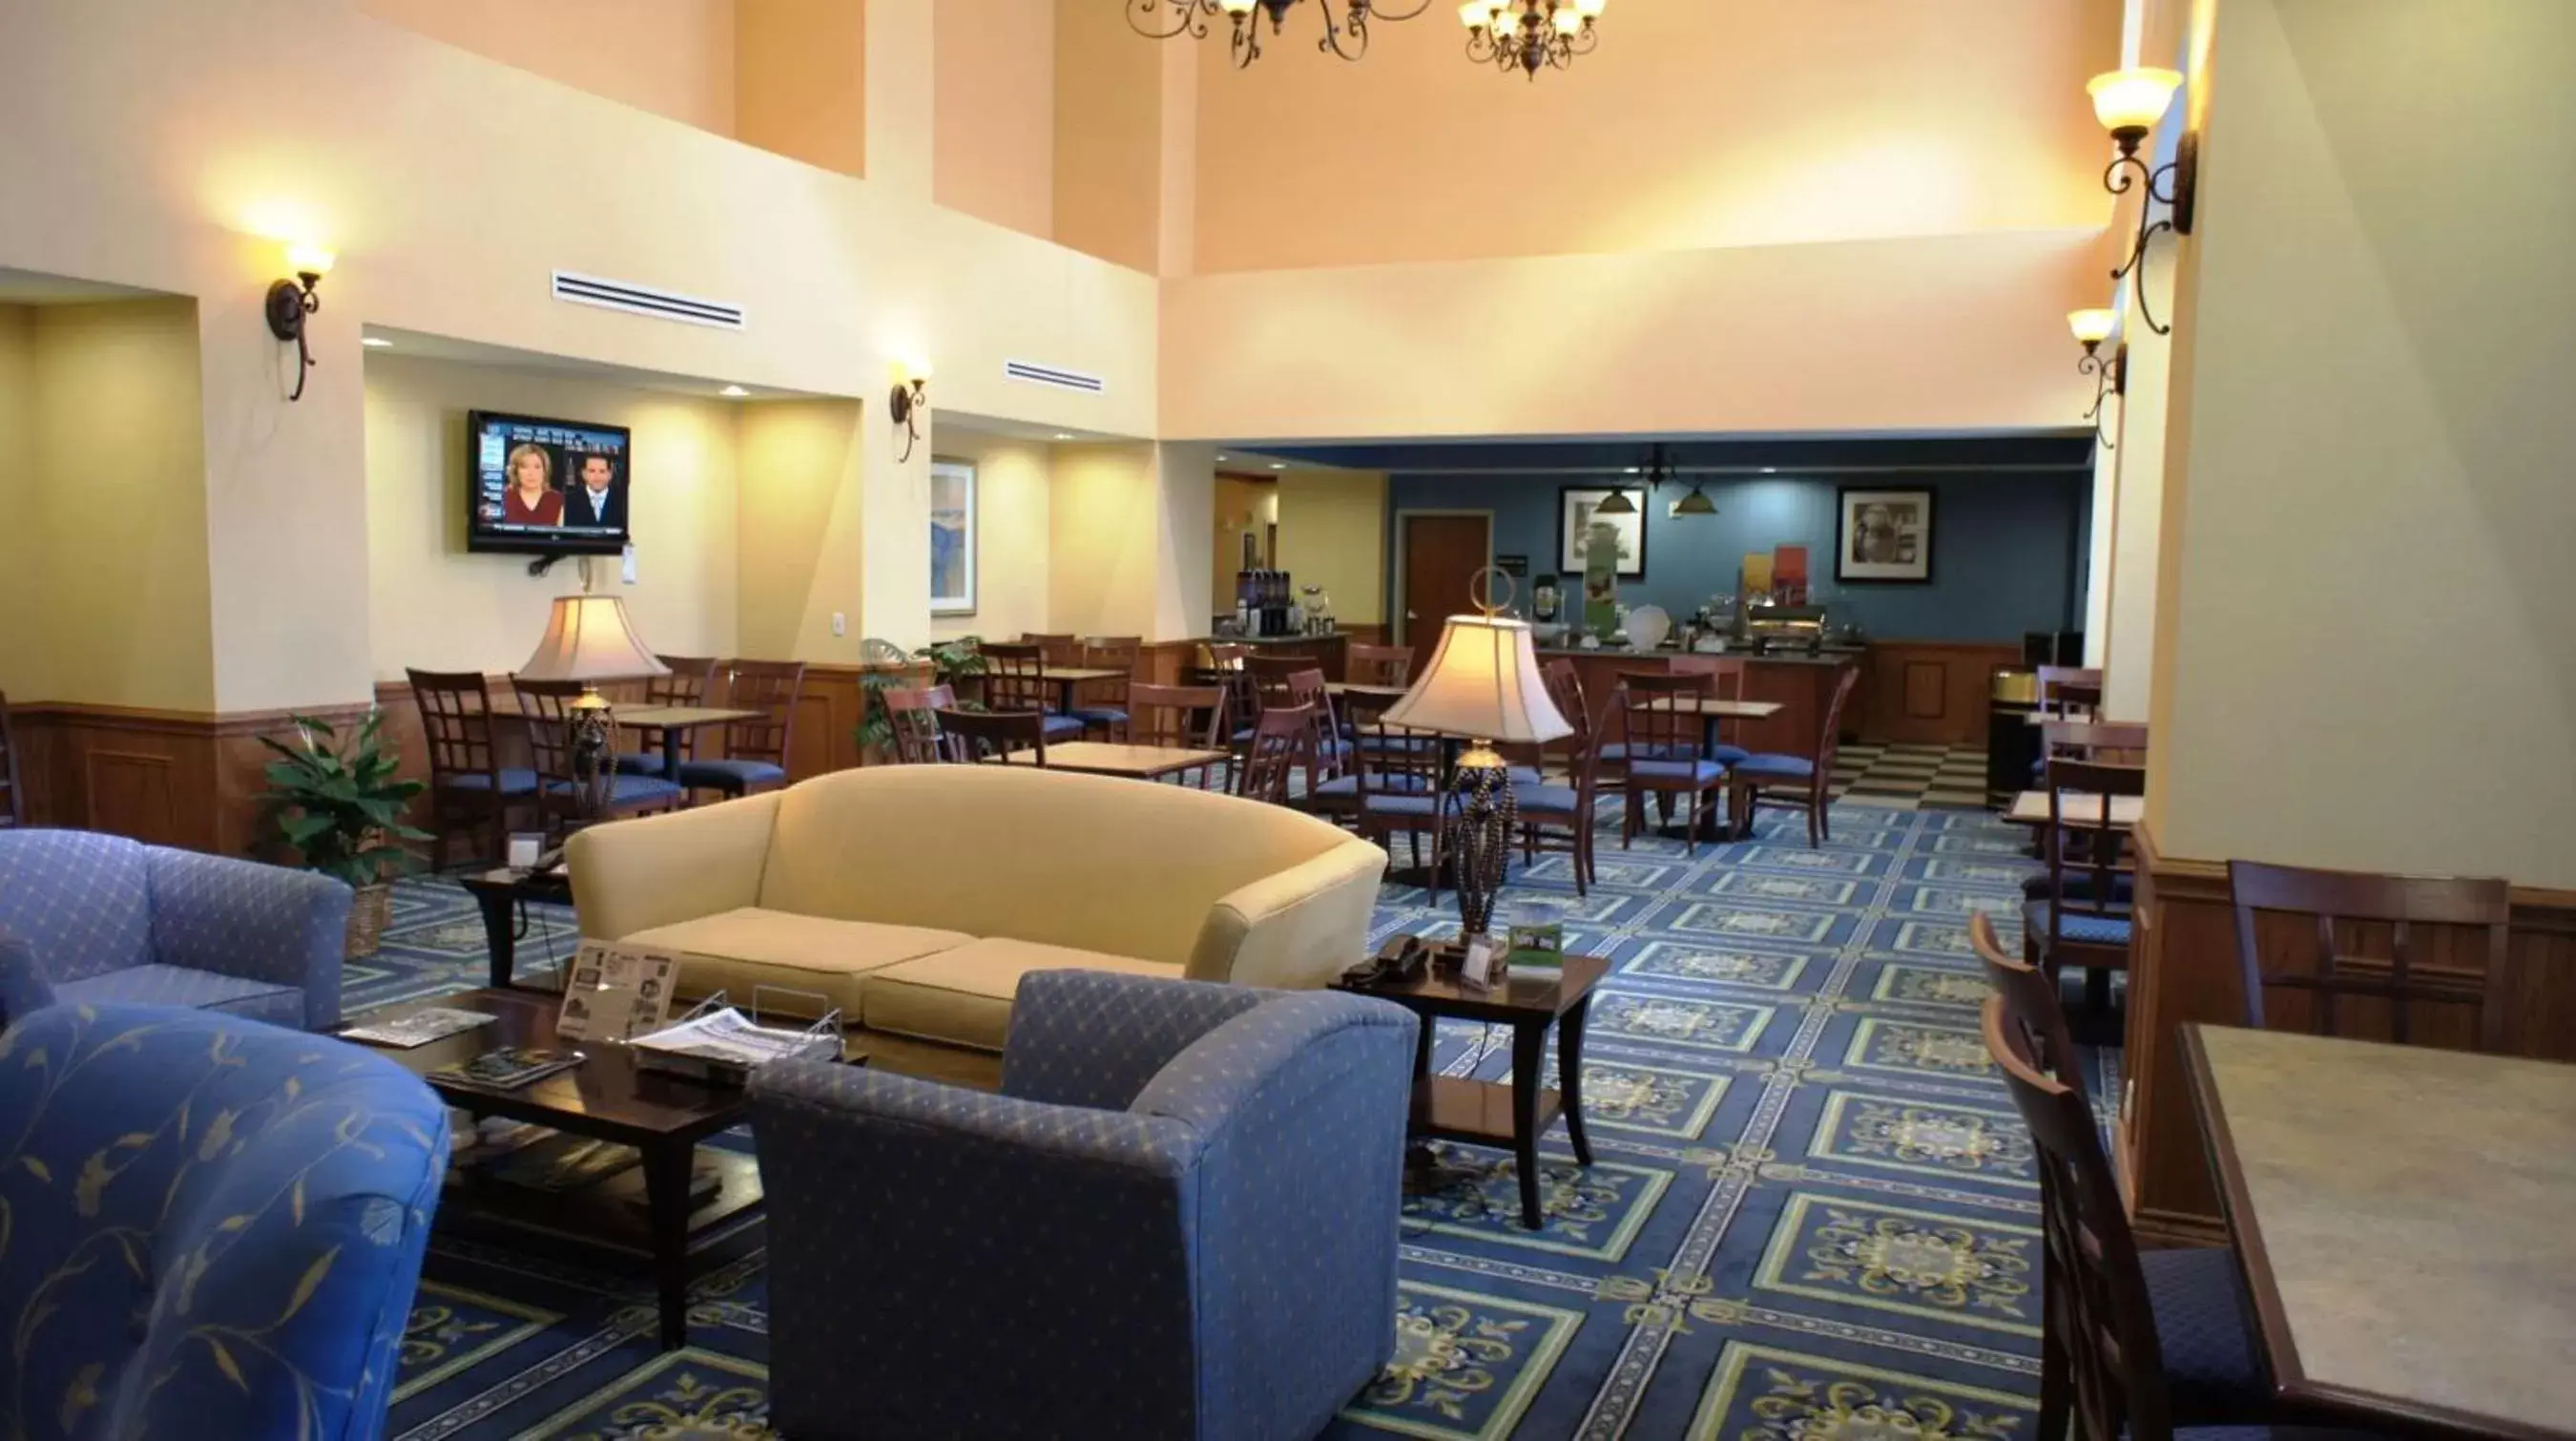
342, 1007, 497, 1049
555, 940, 680, 1043
630, 1005, 841, 1084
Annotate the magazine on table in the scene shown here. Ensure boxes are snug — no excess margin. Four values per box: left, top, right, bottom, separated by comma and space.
429, 1046, 584, 1091
556, 941, 680, 1042
342, 1007, 498, 1049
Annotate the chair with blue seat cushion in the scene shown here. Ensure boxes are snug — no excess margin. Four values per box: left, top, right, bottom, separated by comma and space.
0, 828, 348, 1030
751, 970, 1418, 1441
1341, 690, 1449, 902
1516, 660, 1603, 893
1069, 636, 1142, 737
1732, 664, 1859, 848
0, 1003, 447, 1440
514, 678, 692, 836
2029, 757, 2144, 1013
1978, 995, 2366, 1441
407, 667, 541, 868
981, 641, 1090, 742
614, 653, 723, 774
1617, 675, 1733, 856
675, 658, 807, 800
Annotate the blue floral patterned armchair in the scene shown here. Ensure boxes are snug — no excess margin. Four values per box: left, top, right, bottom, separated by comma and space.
0, 1003, 449, 1440
0, 828, 351, 1031
750, 969, 1420, 1441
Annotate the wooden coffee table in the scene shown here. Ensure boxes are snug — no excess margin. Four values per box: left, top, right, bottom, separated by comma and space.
347, 988, 857, 1349
1335, 949, 1606, 1228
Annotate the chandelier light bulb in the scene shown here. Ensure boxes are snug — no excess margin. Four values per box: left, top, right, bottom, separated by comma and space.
1551, 5, 1584, 34
1575, 0, 1605, 15
1458, 0, 1490, 28
1220, 0, 1256, 13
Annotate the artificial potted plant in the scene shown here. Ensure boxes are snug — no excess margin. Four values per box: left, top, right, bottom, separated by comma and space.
258, 709, 431, 958
856, 636, 991, 754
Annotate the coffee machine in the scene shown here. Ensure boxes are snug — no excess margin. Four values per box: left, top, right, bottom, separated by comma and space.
1234, 569, 1298, 637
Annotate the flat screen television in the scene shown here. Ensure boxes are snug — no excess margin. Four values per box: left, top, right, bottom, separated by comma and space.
467, 409, 632, 555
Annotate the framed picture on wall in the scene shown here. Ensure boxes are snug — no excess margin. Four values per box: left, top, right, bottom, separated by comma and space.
929, 458, 977, 616
1836, 487, 1934, 583
1558, 487, 1648, 579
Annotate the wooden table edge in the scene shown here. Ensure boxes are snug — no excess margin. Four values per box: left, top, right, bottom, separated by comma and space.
2173, 1025, 2553, 1441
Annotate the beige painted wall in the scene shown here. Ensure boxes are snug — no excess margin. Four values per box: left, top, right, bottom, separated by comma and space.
16, 299, 216, 710
934, 0, 1057, 241
1192, 0, 2118, 273
1052, 0, 1163, 272
737, 0, 869, 178
1050, 441, 1215, 641
0, 306, 35, 699
932, 428, 1052, 643
2148, 0, 2576, 888
358, 0, 740, 138
734, 399, 862, 661
1276, 470, 1386, 628
364, 354, 740, 680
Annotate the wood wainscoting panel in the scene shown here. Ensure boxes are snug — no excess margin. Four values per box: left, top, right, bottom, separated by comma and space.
1861, 641, 2018, 745
2122, 822, 2576, 1243
13, 701, 372, 857
84, 750, 179, 846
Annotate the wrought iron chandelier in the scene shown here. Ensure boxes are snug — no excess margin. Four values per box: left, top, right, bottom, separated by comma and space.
1460, 0, 1607, 77
1127, 0, 1431, 70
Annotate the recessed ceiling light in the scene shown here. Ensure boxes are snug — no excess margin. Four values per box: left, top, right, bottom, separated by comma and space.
1216, 453, 1231, 462
719, 385, 749, 398
1623, 466, 1641, 474
1760, 467, 1777, 473
1053, 432, 1075, 440
360, 337, 393, 348
1269, 463, 1286, 470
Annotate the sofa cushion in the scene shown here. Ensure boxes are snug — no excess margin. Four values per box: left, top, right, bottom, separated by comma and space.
624, 907, 977, 1018
54, 964, 303, 1023
864, 939, 1183, 1054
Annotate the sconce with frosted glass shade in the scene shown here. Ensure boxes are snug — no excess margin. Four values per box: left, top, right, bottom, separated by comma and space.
888, 358, 931, 462
2067, 308, 2127, 450
2088, 65, 2197, 336
265, 242, 336, 403
1382, 572, 1570, 936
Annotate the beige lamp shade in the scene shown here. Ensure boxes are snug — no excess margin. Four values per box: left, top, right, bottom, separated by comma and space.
516, 595, 670, 684
1383, 614, 1570, 744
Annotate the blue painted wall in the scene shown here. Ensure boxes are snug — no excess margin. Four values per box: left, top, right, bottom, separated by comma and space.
1385, 471, 2085, 642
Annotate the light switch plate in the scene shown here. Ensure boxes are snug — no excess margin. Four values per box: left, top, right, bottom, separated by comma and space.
620, 544, 637, 584
830, 612, 846, 637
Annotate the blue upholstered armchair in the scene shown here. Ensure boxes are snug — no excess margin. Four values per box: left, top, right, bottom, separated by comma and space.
0, 1004, 449, 1439
0, 828, 350, 1031
750, 970, 1420, 1441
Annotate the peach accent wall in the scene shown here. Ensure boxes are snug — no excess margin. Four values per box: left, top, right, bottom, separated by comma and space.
358, 0, 740, 138
933, 428, 1053, 643
737, 0, 869, 178
1191, 0, 2121, 273
1052, 0, 1164, 273
9, 299, 217, 711
1161, 229, 2110, 440
363, 353, 741, 680
2147, 0, 2576, 888
934, 0, 1058, 241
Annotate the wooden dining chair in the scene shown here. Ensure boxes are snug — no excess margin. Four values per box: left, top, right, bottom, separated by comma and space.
1518, 669, 1601, 894
883, 683, 958, 764
2042, 720, 2149, 765
1022, 633, 1082, 668
613, 654, 723, 775
1617, 675, 1729, 856
939, 707, 1048, 766
1233, 703, 1313, 806
1733, 665, 1859, 847
1344, 641, 1414, 688
982, 641, 1087, 743
406, 668, 539, 868
1970, 912, 2089, 1098
2027, 758, 2144, 1015
1343, 693, 1448, 903
2227, 861, 2513, 1050
2037, 664, 2105, 720
511, 678, 687, 837
675, 659, 806, 800
1982, 995, 2296, 1441
1127, 683, 1227, 787
1070, 636, 1140, 739
0, 690, 21, 827
1667, 655, 1753, 765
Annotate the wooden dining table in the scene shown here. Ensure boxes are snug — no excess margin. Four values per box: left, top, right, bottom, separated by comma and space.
615, 705, 762, 783
989, 741, 1230, 781
1040, 667, 1129, 712
2001, 788, 2143, 828
2181, 1024, 2576, 1441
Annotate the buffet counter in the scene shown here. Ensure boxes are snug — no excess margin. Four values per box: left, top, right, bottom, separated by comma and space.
1537, 646, 1862, 754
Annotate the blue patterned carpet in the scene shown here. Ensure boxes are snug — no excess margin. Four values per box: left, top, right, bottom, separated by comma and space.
353, 797, 2108, 1440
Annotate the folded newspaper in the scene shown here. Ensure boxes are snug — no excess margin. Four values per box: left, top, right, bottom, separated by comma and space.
630, 1007, 839, 1081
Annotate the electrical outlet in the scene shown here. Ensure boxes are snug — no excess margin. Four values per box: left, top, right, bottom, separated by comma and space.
830, 612, 846, 637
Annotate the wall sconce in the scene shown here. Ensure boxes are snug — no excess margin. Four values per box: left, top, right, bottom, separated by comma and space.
2068, 308, 2126, 450
264, 243, 334, 403
888, 358, 931, 462
2088, 67, 2195, 336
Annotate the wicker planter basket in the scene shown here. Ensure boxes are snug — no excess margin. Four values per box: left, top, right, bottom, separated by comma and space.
345, 882, 393, 960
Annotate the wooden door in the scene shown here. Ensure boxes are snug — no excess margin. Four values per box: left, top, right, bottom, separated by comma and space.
1402, 514, 1490, 676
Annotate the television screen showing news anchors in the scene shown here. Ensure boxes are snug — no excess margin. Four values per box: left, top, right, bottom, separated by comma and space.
467, 410, 632, 555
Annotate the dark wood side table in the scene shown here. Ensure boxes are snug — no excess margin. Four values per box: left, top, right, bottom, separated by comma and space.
460, 867, 573, 991
1335, 950, 1606, 1229
349, 988, 861, 1350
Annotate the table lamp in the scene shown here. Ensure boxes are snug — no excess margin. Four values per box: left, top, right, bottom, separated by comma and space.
516, 566, 668, 819
1382, 571, 1570, 936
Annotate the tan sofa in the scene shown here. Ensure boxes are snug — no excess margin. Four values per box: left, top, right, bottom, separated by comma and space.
565, 764, 1387, 1079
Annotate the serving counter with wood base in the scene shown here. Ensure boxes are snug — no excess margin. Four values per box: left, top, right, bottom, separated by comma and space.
1538, 648, 1860, 755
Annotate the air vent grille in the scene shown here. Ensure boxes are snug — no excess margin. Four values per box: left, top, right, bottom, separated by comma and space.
551, 270, 746, 331
1005, 359, 1105, 394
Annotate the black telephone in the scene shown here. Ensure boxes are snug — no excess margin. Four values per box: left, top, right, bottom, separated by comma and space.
1340, 936, 1430, 990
